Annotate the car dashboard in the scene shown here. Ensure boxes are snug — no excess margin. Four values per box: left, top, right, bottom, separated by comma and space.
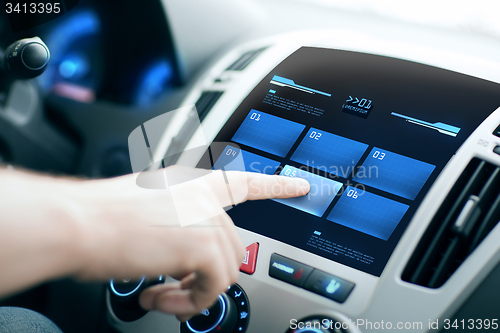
2, 1, 500, 332
106, 30, 500, 333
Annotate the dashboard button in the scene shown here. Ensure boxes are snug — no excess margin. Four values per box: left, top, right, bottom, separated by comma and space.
22, 43, 49, 70
227, 284, 250, 332
303, 269, 354, 303
109, 277, 145, 297
269, 253, 313, 287
186, 295, 224, 332
182, 293, 239, 333
493, 146, 500, 156
108, 276, 164, 318
493, 125, 500, 138
240, 242, 259, 275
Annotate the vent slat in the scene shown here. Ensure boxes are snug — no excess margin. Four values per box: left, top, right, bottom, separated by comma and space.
469, 191, 500, 252
407, 160, 485, 285
162, 91, 224, 167
226, 47, 267, 71
195, 91, 224, 122
428, 237, 460, 288
477, 167, 500, 200
403, 158, 500, 288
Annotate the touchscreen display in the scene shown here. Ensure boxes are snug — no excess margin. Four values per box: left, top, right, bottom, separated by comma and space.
204, 47, 500, 276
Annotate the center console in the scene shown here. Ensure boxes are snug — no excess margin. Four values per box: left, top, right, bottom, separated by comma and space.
107, 30, 500, 333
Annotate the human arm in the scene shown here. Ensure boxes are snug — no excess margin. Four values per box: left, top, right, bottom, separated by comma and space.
0, 166, 309, 317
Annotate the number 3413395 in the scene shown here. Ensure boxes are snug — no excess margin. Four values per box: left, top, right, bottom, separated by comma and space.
6, 2, 61, 14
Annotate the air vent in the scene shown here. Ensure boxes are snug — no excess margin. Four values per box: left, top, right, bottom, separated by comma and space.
162, 91, 223, 167
195, 91, 224, 122
403, 158, 500, 288
226, 47, 267, 71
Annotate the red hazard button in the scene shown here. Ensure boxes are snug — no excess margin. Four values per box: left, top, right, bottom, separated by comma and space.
240, 243, 259, 275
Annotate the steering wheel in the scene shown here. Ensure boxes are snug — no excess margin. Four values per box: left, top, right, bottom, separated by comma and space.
0, 36, 189, 179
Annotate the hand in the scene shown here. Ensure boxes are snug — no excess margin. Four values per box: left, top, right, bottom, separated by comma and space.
74, 166, 310, 320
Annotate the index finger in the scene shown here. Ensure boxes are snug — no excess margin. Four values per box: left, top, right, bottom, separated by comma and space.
206, 170, 310, 207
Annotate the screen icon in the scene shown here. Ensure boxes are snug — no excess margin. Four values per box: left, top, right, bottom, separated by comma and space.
342, 95, 373, 119
325, 279, 341, 294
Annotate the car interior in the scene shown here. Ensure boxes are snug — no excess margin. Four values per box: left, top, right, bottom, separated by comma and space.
2, 1, 500, 332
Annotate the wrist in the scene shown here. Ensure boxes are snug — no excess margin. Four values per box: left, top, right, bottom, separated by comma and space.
66, 175, 147, 281
0, 170, 89, 296
61, 178, 117, 281
41, 176, 92, 280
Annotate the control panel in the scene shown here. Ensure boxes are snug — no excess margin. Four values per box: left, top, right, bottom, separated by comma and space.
107, 31, 500, 333
181, 284, 250, 333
